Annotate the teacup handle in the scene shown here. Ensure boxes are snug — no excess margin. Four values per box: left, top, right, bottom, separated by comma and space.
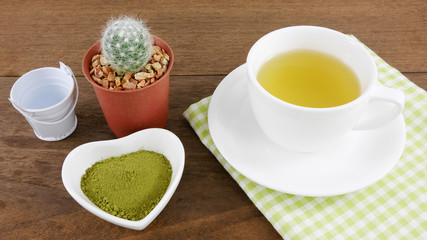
353, 83, 404, 130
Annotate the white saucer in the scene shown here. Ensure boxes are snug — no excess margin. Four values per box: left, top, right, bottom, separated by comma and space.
208, 64, 406, 197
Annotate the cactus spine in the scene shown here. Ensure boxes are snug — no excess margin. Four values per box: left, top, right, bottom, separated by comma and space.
101, 16, 153, 75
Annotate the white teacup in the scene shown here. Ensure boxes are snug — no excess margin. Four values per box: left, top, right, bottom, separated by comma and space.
246, 26, 404, 152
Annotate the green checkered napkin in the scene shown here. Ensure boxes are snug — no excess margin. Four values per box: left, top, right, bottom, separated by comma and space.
183, 36, 427, 239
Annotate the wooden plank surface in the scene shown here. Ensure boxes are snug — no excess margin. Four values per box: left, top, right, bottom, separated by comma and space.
0, 0, 426, 239
1, 75, 282, 239
0, 0, 426, 77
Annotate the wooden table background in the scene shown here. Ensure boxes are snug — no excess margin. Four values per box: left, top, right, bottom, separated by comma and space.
1, 1, 425, 239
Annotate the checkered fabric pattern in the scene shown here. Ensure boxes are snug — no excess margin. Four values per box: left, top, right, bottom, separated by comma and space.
183, 36, 427, 239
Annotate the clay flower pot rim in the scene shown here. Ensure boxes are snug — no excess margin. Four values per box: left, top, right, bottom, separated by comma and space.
82, 35, 174, 94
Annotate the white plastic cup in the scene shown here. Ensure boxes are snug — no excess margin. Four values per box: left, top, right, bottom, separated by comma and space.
246, 26, 405, 152
9, 62, 78, 141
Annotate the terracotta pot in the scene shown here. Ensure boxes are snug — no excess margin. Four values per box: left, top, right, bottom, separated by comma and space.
82, 36, 174, 138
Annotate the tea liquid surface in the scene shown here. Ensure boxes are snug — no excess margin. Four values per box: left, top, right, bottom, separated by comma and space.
257, 49, 360, 108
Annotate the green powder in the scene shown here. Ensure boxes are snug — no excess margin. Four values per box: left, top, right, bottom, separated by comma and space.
80, 150, 172, 221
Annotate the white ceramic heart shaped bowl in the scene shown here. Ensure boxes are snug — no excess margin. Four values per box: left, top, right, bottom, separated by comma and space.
61, 128, 185, 230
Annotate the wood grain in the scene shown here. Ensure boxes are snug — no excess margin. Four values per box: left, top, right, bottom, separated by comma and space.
0, 0, 426, 239
1, 75, 281, 239
0, 0, 426, 77
1, 72, 425, 239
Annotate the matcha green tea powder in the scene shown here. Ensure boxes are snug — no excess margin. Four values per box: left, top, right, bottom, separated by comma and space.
81, 150, 172, 221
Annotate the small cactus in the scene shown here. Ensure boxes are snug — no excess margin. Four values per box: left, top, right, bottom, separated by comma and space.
101, 16, 153, 75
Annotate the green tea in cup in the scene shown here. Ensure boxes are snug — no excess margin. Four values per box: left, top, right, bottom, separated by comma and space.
247, 26, 404, 152
257, 49, 360, 108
